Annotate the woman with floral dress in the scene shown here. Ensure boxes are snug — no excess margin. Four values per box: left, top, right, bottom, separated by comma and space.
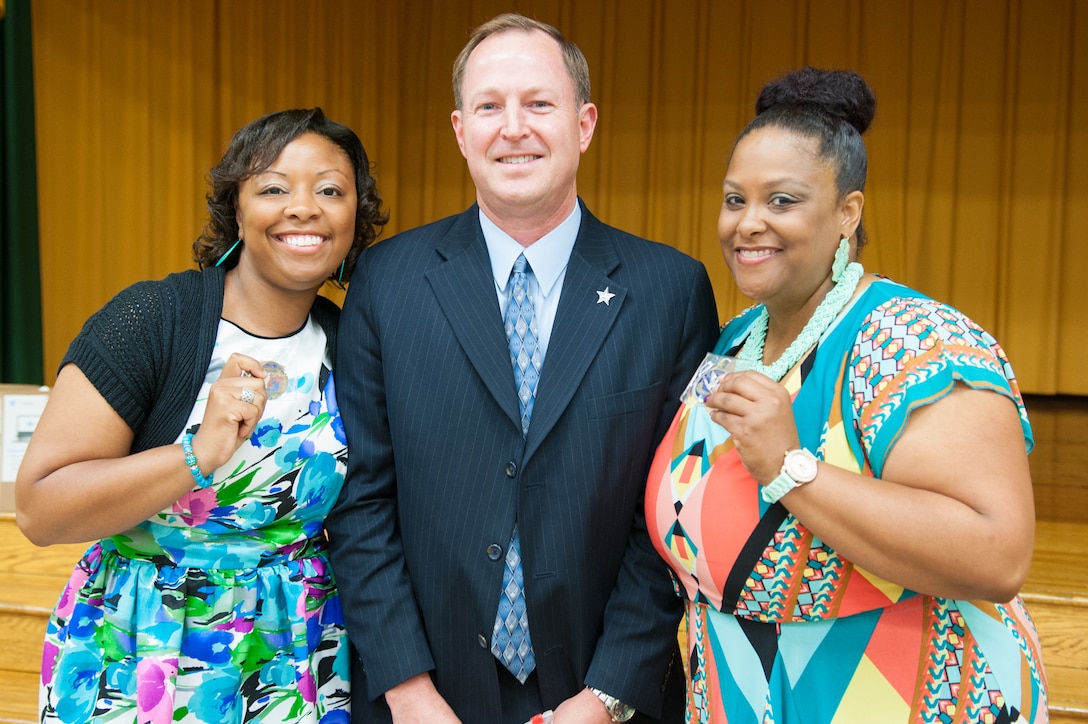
646, 68, 1047, 722
16, 107, 387, 722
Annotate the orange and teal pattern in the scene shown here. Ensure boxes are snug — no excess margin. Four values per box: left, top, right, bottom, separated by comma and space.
646, 278, 1047, 723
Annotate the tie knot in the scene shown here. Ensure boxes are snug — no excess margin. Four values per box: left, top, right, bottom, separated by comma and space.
512, 253, 529, 276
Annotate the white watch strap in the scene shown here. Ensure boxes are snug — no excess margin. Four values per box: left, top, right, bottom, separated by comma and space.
761, 470, 799, 504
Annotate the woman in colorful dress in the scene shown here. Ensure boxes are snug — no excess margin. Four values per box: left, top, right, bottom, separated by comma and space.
16, 107, 387, 722
646, 68, 1047, 722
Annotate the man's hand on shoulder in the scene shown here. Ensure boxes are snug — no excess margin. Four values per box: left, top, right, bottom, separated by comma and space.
385, 673, 462, 724
551, 687, 616, 724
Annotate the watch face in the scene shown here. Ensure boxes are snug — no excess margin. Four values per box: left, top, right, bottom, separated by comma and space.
784, 449, 819, 483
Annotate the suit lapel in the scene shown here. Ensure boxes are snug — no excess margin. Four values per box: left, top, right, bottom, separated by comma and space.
526, 208, 624, 458
425, 208, 522, 431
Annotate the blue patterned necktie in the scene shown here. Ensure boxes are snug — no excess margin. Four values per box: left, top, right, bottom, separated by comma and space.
492, 253, 541, 683
505, 254, 542, 434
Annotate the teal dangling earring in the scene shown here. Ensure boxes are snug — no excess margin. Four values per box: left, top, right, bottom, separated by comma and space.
831, 237, 851, 283
215, 239, 242, 268
337, 259, 346, 284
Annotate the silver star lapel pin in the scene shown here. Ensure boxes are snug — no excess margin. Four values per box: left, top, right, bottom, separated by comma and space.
596, 287, 616, 305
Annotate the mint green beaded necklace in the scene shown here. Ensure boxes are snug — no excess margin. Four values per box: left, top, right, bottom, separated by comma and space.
736, 259, 864, 382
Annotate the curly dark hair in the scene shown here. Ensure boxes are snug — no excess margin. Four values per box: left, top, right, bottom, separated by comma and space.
735, 67, 876, 251
193, 108, 388, 287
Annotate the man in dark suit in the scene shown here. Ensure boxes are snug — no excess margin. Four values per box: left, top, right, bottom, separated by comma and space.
327, 12, 718, 723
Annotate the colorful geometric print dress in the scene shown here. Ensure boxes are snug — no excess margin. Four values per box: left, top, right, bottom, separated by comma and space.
41, 318, 350, 723
646, 278, 1048, 723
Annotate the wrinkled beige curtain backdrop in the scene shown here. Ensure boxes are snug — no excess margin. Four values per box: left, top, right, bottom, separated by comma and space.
30, 0, 1087, 394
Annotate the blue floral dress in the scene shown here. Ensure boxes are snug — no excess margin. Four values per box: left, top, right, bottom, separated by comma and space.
40, 318, 350, 723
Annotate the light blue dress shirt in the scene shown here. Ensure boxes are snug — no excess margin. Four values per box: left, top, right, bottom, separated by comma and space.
481, 204, 580, 358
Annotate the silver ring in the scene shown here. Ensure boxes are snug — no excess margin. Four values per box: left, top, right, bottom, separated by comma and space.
240, 387, 255, 405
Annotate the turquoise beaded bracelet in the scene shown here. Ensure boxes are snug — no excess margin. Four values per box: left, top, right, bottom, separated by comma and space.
181, 432, 214, 489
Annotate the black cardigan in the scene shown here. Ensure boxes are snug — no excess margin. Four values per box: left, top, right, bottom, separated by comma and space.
61, 266, 340, 454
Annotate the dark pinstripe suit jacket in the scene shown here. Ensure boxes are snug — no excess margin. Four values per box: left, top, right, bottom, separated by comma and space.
327, 201, 719, 723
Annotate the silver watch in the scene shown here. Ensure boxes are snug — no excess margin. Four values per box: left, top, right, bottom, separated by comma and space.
588, 687, 635, 722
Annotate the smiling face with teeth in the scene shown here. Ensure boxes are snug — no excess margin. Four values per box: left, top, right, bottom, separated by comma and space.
234, 132, 357, 296
718, 126, 863, 321
451, 28, 597, 243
